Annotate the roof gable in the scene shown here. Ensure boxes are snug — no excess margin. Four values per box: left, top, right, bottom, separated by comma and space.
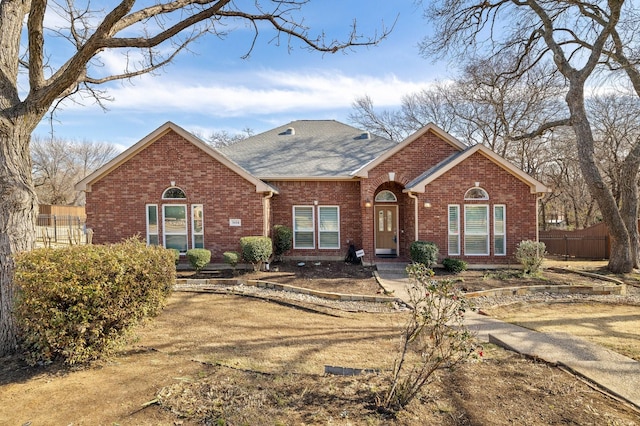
75, 122, 276, 193
352, 123, 467, 178
404, 144, 550, 194
219, 120, 397, 179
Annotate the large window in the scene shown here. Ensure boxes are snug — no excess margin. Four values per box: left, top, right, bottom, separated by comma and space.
448, 205, 460, 255
464, 205, 489, 255
293, 206, 314, 249
163, 204, 188, 252
494, 205, 506, 255
192, 204, 204, 249
318, 206, 340, 249
146, 204, 159, 245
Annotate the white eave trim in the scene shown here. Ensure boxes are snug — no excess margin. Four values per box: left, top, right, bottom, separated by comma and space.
75, 121, 276, 194
404, 144, 550, 194
352, 123, 467, 178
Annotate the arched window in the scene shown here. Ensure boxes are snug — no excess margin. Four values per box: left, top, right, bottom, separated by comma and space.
375, 190, 397, 202
464, 187, 489, 200
162, 187, 186, 199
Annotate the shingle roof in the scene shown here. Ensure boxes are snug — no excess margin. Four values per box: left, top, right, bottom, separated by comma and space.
218, 120, 397, 178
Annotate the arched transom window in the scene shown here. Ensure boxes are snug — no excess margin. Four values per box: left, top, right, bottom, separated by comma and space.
464, 187, 489, 200
162, 187, 186, 199
375, 190, 397, 202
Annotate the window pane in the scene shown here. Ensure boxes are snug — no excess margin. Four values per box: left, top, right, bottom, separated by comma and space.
375, 190, 397, 202
194, 235, 204, 249
465, 235, 488, 254
448, 206, 458, 233
448, 235, 459, 255
193, 205, 203, 233
495, 235, 505, 255
378, 210, 384, 232
148, 235, 159, 246
147, 205, 158, 233
465, 205, 489, 255
163, 187, 186, 199
448, 205, 460, 256
494, 205, 506, 255
464, 188, 488, 200
319, 207, 339, 249
165, 235, 187, 252
294, 207, 314, 248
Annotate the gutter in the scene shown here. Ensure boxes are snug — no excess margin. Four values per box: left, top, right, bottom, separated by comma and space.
406, 191, 419, 241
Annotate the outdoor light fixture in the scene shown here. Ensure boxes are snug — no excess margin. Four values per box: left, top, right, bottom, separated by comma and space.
423, 201, 432, 208
364, 198, 372, 208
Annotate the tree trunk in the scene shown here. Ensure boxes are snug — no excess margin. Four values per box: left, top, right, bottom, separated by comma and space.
0, 125, 38, 356
619, 145, 640, 268
567, 86, 633, 273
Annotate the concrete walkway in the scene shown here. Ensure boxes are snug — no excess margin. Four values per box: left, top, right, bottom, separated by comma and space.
375, 262, 640, 410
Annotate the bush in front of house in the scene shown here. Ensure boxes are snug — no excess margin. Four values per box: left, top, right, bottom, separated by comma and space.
186, 248, 211, 272
240, 236, 273, 271
515, 240, 547, 275
273, 224, 293, 261
223, 251, 241, 274
442, 258, 468, 273
170, 248, 180, 264
13, 238, 175, 366
409, 241, 439, 268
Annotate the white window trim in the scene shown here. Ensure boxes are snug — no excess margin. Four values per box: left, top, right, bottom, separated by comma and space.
293, 205, 315, 249
494, 204, 506, 256
464, 187, 489, 200
163, 204, 188, 253
464, 204, 490, 256
318, 206, 340, 249
146, 204, 159, 246
448, 204, 460, 256
191, 204, 204, 249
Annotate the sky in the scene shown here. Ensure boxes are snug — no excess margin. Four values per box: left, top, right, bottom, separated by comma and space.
33, 1, 449, 151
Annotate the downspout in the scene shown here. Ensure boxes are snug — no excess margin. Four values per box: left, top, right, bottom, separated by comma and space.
262, 191, 274, 237
407, 191, 419, 242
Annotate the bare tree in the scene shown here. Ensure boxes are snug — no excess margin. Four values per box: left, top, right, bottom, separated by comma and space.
418, 0, 640, 273
0, 1, 390, 355
31, 136, 117, 205
206, 128, 254, 148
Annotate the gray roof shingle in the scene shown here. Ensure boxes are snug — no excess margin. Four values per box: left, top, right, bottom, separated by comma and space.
218, 120, 397, 178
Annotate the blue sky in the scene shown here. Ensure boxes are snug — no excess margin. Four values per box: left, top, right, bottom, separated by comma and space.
35, 2, 449, 151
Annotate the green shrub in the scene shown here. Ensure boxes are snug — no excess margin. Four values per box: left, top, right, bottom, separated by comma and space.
170, 248, 180, 264
223, 251, 240, 268
186, 248, 211, 272
273, 225, 293, 260
240, 236, 273, 271
409, 241, 439, 267
442, 258, 468, 273
14, 238, 175, 365
515, 240, 547, 275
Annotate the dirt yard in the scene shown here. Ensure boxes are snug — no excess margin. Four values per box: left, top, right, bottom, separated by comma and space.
1, 260, 639, 425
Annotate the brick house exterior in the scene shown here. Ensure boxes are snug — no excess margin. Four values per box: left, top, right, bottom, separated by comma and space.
77, 120, 549, 265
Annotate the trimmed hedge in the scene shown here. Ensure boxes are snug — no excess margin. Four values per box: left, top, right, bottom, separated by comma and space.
273, 225, 293, 260
223, 251, 240, 268
14, 238, 175, 365
409, 241, 439, 268
442, 258, 468, 273
240, 236, 272, 271
186, 248, 211, 272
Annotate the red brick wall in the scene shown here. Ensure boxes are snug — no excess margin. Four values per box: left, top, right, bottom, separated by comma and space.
268, 180, 362, 258
415, 152, 538, 265
85, 129, 265, 261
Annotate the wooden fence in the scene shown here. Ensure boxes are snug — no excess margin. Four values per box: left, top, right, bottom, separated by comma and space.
539, 233, 609, 259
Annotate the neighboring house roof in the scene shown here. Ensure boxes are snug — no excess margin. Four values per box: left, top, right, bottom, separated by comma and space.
352, 123, 467, 178
404, 143, 550, 194
218, 120, 397, 179
75, 121, 277, 194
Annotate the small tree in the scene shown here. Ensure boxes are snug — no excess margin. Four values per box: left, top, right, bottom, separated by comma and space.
272, 225, 293, 261
240, 236, 273, 271
379, 263, 478, 414
515, 240, 547, 275
223, 251, 241, 275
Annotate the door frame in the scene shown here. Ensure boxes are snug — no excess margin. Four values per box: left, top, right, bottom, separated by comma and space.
374, 204, 399, 256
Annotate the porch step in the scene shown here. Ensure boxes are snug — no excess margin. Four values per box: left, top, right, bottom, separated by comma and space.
376, 261, 411, 274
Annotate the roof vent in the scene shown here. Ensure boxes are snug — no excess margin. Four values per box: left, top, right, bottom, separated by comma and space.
360, 131, 370, 140
285, 127, 295, 135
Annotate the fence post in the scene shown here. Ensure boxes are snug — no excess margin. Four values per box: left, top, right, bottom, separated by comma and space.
563, 235, 568, 261
53, 215, 58, 243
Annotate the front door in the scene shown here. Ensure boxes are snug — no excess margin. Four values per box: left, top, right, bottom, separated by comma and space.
375, 205, 398, 255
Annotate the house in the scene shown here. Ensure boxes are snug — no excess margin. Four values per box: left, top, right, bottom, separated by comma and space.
76, 120, 549, 265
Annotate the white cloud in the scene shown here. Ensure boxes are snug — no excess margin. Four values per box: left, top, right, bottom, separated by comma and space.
61, 68, 434, 118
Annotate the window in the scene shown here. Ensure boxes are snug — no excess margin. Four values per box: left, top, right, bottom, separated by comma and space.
163, 204, 188, 252
448, 205, 460, 255
494, 205, 506, 255
464, 187, 489, 200
293, 206, 314, 249
318, 206, 340, 249
464, 205, 489, 255
146, 204, 159, 245
162, 187, 186, 199
375, 190, 397, 202
192, 204, 204, 249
